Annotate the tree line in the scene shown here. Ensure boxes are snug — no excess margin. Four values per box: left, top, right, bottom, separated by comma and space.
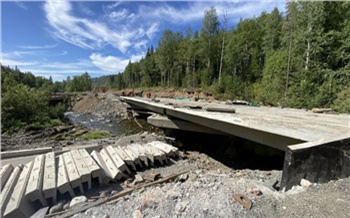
96, 1, 349, 112
1, 65, 93, 133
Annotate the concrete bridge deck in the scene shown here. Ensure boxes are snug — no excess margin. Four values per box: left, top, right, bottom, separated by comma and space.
121, 96, 350, 191
121, 97, 350, 150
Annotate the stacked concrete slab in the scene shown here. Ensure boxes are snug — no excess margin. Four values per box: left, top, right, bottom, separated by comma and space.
0, 141, 178, 218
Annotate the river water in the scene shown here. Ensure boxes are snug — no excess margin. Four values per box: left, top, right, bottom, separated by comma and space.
64, 112, 144, 137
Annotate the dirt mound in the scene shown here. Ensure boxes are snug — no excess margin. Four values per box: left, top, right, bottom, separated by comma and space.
73, 91, 128, 119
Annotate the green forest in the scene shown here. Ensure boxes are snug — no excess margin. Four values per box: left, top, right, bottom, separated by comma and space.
94, 1, 350, 112
1, 65, 92, 133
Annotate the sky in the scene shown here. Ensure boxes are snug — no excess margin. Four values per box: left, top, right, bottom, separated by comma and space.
1, 0, 286, 81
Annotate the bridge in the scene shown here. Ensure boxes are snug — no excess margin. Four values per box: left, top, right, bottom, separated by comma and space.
121, 96, 350, 190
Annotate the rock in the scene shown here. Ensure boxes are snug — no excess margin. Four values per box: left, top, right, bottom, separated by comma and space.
102, 213, 110, 218
63, 202, 70, 210
300, 179, 312, 188
263, 178, 279, 190
100, 191, 110, 198
246, 188, 262, 196
133, 210, 142, 218
49, 200, 66, 214
69, 196, 88, 208
177, 173, 189, 182
175, 201, 189, 214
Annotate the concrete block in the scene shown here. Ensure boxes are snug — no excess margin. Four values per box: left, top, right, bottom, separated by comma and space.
25, 154, 47, 206
147, 141, 179, 158
57, 155, 75, 198
133, 144, 154, 166
0, 164, 14, 191
281, 133, 350, 191
114, 146, 137, 171
63, 152, 84, 194
3, 161, 36, 218
144, 144, 168, 165
100, 148, 127, 181
122, 146, 143, 168
42, 152, 57, 203
90, 150, 112, 184
78, 149, 101, 183
127, 144, 149, 167
70, 150, 91, 190
106, 146, 131, 174
62, 144, 102, 154
0, 165, 22, 217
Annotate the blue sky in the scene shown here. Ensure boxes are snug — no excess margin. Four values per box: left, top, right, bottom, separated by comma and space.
1, 1, 285, 81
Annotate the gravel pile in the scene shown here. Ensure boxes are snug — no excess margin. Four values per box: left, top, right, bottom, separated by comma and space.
65, 150, 350, 218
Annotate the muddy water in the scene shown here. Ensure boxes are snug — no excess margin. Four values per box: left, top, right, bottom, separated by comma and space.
65, 112, 146, 136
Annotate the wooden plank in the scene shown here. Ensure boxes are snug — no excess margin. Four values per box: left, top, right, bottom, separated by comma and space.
57, 155, 75, 198
25, 154, 47, 206
42, 152, 57, 203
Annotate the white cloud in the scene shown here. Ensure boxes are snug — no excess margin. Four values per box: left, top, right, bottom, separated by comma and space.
43, 0, 137, 53
146, 23, 159, 39
89, 53, 144, 73
16, 1, 27, 10
134, 40, 148, 50
19, 44, 57, 50
1, 59, 39, 66
78, 2, 95, 16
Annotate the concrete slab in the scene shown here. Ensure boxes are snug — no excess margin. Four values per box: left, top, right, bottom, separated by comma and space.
57, 155, 75, 198
106, 146, 131, 174
78, 149, 101, 183
0, 165, 22, 217
122, 146, 143, 168
3, 161, 36, 218
25, 154, 47, 206
90, 150, 112, 184
100, 148, 127, 181
42, 152, 56, 203
0, 147, 52, 159
114, 146, 137, 171
63, 152, 84, 194
0, 163, 14, 191
147, 114, 225, 135
127, 144, 149, 167
70, 150, 91, 190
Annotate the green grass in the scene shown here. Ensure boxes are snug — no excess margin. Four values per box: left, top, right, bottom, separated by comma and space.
80, 131, 111, 140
